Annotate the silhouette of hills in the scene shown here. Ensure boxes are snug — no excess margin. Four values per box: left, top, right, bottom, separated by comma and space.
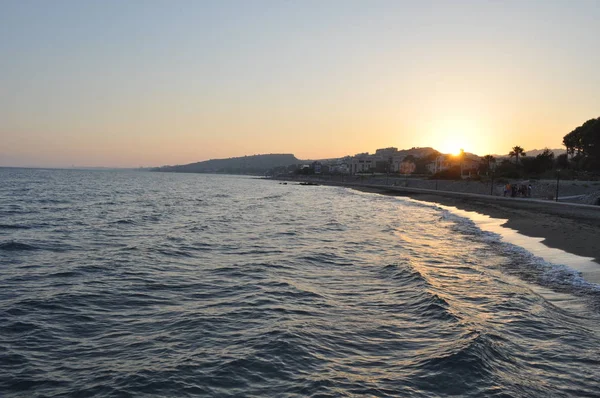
152, 146, 568, 175
492, 148, 566, 159
154, 154, 300, 174
524, 148, 566, 157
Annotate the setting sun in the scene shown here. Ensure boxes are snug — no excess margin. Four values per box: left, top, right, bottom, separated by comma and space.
444, 146, 465, 156
423, 118, 482, 156
437, 138, 466, 156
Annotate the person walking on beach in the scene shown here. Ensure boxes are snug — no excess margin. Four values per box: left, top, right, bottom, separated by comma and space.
504, 183, 510, 197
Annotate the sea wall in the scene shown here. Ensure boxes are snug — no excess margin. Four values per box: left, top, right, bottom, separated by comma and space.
280, 174, 600, 202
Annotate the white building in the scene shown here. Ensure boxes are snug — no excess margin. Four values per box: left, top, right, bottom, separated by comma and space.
427, 155, 452, 174
329, 164, 350, 174
350, 153, 376, 174
349, 148, 406, 174
427, 152, 481, 176
349, 146, 441, 175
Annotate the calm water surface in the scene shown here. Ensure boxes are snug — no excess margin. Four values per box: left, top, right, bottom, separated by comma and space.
1, 169, 600, 397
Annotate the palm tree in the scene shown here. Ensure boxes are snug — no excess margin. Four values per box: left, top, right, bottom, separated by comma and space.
509, 146, 526, 164
481, 155, 496, 174
483, 155, 496, 168
456, 149, 465, 177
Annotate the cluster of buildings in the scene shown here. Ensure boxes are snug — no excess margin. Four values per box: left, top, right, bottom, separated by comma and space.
425, 152, 482, 176
312, 147, 482, 177
348, 147, 433, 174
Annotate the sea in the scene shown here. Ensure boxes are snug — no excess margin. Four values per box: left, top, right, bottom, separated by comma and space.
1, 168, 600, 397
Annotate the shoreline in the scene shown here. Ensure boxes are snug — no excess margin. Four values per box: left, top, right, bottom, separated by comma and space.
352, 184, 600, 265
283, 179, 600, 265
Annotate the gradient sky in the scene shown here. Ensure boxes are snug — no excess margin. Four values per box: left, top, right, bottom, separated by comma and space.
2, 0, 599, 167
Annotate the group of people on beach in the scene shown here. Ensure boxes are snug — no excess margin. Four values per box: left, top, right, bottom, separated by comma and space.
504, 183, 532, 198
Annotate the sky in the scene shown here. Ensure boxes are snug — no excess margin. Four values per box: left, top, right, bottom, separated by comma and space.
1, 0, 599, 167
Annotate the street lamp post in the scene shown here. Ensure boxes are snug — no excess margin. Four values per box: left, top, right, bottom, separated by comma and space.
386, 165, 389, 186
555, 169, 561, 202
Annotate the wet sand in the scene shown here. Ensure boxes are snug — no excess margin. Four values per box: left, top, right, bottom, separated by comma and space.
348, 184, 600, 265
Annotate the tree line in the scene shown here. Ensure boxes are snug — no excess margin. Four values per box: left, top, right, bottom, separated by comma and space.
479, 117, 600, 179
271, 116, 600, 180
563, 117, 600, 171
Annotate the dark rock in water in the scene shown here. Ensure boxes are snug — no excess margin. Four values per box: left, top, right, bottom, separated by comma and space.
299, 182, 319, 186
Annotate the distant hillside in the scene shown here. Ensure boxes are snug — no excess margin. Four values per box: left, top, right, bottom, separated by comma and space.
399, 147, 440, 158
154, 154, 300, 174
525, 148, 566, 157
493, 148, 566, 159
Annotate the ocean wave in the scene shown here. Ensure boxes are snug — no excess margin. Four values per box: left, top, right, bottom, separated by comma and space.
0, 241, 39, 251
0, 224, 31, 230
260, 193, 286, 200
495, 244, 600, 309
381, 262, 429, 286
2, 171, 600, 397
414, 330, 515, 395
234, 248, 284, 255
37, 198, 71, 204
111, 219, 137, 225
431, 205, 600, 308
45, 270, 81, 279
300, 253, 353, 266
0, 210, 37, 216
260, 280, 326, 301
155, 248, 195, 258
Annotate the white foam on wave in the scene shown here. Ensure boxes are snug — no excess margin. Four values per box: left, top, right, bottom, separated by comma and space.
340, 187, 600, 314
436, 203, 599, 284
402, 198, 600, 315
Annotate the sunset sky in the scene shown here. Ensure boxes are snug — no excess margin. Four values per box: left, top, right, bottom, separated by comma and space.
2, 0, 599, 167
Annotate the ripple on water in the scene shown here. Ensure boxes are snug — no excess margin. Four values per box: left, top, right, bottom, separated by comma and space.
0, 241, 40, 251
1, 171, 600, 397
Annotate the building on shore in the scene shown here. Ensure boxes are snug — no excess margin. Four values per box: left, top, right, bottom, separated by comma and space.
349, 147, 438, 175
427, 155, 452, 174
350, 153, 376, 174
426, 151, 481, 177
349, 148, 405, 174
328, 163, 350, 174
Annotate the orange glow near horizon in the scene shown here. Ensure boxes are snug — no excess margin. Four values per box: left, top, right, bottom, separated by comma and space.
439, 144, 465, 157
428, 119, 478, 155
1, 2, 599, 168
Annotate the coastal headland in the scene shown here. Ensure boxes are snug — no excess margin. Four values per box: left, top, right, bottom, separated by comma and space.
278, 177, 600, 265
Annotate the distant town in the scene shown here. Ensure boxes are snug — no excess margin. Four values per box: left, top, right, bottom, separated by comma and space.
152, 144, 567, 181
271, 146, 567, 179
155, 116, 599, 181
